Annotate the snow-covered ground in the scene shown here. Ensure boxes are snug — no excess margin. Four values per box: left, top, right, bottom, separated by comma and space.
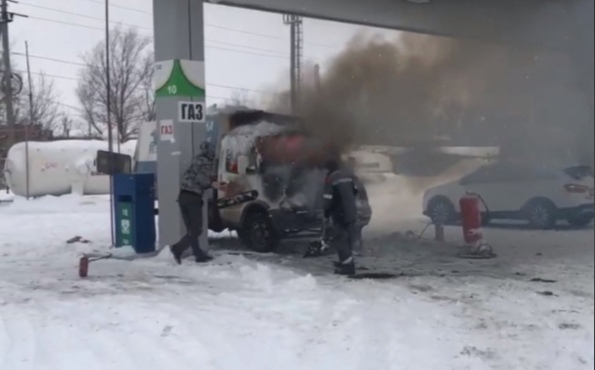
0, 190, 13, 203
1, 179, 593, 370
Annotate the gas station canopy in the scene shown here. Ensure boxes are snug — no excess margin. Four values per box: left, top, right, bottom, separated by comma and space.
214, 0, 593, 51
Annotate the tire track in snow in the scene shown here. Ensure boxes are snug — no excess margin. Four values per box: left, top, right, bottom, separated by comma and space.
66, 295, 210, 370
0, 308, 14, 370
289, 282, 361, 369
0, 308, 37, 370
33, 309, 108, 370
147, 296, 248, 369
61, 301, 142, 370
109, 299, 217, 370
448, 279, 594, 369
355, 288, 392, 370
295, 293, 340, 362
3, 301, 113, 370
348, 281, 487, 370
155, 272, 341, 370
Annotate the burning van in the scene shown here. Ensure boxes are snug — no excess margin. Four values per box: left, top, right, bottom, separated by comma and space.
206, 107, 372, 252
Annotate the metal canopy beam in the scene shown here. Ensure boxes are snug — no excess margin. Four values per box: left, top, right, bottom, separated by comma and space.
211, 0, 593, 51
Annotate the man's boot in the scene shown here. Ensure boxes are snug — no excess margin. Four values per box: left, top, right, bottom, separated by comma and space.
170, 244, 183, 265
333, 260, 356, 276
195, 253, 214, 263
192, 245, 213, 263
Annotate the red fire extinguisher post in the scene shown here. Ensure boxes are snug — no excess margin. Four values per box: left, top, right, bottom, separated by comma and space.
459, 193, 483, 247
458, 193, 495, 258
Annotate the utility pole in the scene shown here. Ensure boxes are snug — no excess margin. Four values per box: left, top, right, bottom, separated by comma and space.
283, 14, 303, 114
105, 0, 115, 247
1, 0, 15, 144
24, 41, 32, 199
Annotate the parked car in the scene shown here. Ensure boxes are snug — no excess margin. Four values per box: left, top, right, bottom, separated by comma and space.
422, 162, 594, 229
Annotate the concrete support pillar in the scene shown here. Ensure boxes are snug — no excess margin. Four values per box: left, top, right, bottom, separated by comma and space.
153, 0, 208, 249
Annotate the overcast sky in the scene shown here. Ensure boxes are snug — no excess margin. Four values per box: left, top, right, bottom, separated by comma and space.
9, 0, 397, 120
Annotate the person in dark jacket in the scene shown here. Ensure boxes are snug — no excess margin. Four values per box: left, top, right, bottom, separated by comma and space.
322, 157, 359, 275
170, 141, 218, 264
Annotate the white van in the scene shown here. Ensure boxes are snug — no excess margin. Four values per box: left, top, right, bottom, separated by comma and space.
206, 109, 372, 252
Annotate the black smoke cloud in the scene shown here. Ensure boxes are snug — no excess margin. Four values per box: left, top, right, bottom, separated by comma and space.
269, 30, 594, 166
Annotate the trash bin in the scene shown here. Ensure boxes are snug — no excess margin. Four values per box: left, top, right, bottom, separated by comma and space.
113, 173, 156, 254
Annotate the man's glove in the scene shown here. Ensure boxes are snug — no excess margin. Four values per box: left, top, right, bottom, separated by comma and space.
303, 218, 332, 258
303, 239, 331, 258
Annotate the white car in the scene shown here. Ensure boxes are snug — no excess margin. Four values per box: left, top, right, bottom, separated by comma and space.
422, 162, 594, 229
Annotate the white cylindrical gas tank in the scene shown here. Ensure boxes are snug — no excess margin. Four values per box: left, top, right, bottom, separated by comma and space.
4, 140, 137, 197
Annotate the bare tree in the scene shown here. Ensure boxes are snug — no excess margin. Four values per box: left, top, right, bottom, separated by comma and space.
15, 71, 61, 131
77, 81, 101, 136
76, 26, 153, 142
0, 51, 62, 132
228, 89, 251, 106
138, 53, 156, 122
57, 114, 74, 137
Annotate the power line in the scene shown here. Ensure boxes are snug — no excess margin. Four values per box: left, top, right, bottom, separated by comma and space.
206, 23, 282, 41
52, 100, 82, 111
21, 1, 271, 39
77, 0, 152, 15
208, 39, 287, 56
207, 95, 233, 101
207, 44, 287, 60
29, 7, 286, 56
13, 69, 79, 82
207, 23, 334, 48
18, 1, 335, 49
15, 62, 274, 95
12, 48, 277, 94
22, 16, 288, 60
17, 1, 152, 31
27, 15, 105, 31
20, 3, 286, 56
207, 83, 272, 95
12, 52, 86, 67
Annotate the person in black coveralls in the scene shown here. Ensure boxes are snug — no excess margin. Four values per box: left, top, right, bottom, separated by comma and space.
322, 158, 359, 275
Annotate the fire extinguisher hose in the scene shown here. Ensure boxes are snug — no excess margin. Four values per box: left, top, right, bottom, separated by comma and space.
405, 221, 434, 240
86, 253, 113, 262
466, 191, 491, 219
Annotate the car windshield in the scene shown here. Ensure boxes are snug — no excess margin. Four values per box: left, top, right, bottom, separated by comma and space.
564, 166, 594, 180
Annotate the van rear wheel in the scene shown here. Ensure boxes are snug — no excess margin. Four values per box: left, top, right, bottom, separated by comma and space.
241, 210, 279, 253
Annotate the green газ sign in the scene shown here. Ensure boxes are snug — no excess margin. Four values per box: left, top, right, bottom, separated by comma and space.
155, 59, 206, 98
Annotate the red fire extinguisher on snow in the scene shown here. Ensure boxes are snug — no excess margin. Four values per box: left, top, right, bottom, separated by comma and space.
79, 256, 89, 278
459, 193, 484, 247
77, 253, 112, 278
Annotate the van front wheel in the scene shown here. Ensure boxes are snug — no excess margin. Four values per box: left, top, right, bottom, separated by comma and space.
241, 210, 279, 253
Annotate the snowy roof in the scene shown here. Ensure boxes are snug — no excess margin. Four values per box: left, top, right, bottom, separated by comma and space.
207, 104, 253, 115
221, 121, 289, 157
